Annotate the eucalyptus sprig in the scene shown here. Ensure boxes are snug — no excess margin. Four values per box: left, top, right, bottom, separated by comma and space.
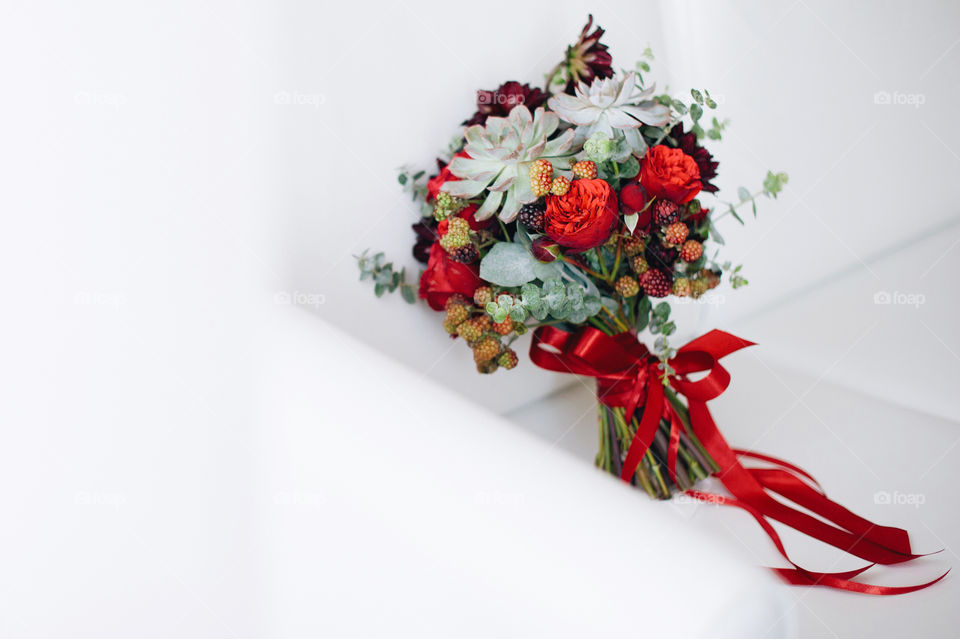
356, 250, 417, 303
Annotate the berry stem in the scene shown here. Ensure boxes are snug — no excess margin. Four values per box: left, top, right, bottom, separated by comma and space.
601, 306, 630, 333
560, 255, 605, 280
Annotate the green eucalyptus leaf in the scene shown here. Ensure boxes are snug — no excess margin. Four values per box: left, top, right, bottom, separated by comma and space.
401, 286, 415, 304
544, 278, 566, 311
617, 156, 640, 180
653, 301, 671, 322
583, 295, 602, 316
479, 242, 536, 286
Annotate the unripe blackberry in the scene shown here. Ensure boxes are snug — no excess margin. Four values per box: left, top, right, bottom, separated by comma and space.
473, 286, 494, 307
690, 278, 709, 298
492, 317, 514, 335
572, 160, 598, 179
445, 294, 469, 311
672, 277, 691, 297
443, 319, 460, 335
615, 275, 640, 298
631, 255, 649, 275
473, 336, 501, 363
457, 317, 483, 343
439, 217, 470, 251
497, 349, 519, 370
622, 235, 644, 257
445, 303, 469, 326
550, 175, 571, 196
529, 159, 553, 197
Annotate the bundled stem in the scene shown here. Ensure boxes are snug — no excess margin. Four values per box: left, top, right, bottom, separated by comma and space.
595, 401, 716, 499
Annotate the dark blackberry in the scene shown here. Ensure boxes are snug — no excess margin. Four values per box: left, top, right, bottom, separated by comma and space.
517, 201, 546, 233
449, 244, 479, 264
652, 199, 680, 226
645, 242, 678, 270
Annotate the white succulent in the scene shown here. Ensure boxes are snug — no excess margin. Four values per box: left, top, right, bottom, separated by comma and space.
442, 105, 575, 222
548, 71, 670, 162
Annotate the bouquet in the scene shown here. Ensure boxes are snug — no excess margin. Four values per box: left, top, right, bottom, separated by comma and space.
358, 16, 944, 594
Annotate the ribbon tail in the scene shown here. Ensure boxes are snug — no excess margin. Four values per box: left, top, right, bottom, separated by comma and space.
685, 490, 947, 595
620, 378, 664, 483
687, 400, 924, 565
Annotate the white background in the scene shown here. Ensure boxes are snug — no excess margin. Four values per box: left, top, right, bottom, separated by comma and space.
2, 0, 959, 637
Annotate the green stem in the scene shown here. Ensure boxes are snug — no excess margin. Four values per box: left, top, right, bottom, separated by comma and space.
595, 248, 610, 280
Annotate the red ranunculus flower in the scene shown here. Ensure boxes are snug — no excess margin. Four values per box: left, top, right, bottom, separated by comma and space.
544, 178, 618, 251
418, 242, 483, 311
426, 151, 470, 202
639, 145, 702, 204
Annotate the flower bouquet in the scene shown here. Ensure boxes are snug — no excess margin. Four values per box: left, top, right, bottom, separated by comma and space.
358, 17, 945, 594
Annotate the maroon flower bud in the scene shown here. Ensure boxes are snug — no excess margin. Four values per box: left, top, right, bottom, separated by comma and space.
531, 237, 561, 263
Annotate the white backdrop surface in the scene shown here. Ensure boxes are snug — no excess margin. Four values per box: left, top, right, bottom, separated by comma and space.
3, 0, 960, 637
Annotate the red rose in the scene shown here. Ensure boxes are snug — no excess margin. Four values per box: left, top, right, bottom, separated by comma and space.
426, 151, 470, 202
543, 179, 618, 252
418, 242, 483, 311
639, 145, 702, 204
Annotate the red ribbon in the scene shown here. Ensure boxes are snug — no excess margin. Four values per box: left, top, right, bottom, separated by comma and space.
530, 326, 948, 594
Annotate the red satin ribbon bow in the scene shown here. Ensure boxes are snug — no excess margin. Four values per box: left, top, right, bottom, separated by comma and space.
530, 325, 948, 594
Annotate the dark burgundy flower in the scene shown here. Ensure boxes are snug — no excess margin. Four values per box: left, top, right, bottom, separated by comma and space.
551, 15, 614, 94
463, 81, 548, 127
672, 122, 719, 193
412, 220, 438, 264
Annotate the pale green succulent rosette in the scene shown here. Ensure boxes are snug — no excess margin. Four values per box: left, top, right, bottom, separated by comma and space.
548, 71, 670, 162
441, 105, 576, 222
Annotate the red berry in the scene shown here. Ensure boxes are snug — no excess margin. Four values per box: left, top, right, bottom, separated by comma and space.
680, 239, 703, 263
664, 222, 689, 245
641, 269, 672, 298
619, 183, 648, 213
653, 199, 680, 225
